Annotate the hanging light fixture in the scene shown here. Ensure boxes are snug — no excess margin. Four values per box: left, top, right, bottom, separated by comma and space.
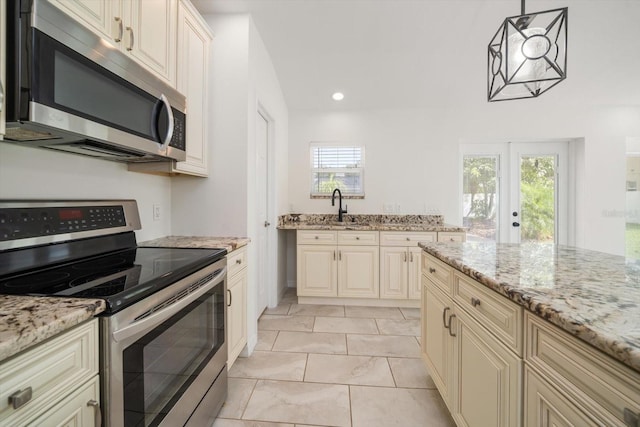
488, 0, 567, 102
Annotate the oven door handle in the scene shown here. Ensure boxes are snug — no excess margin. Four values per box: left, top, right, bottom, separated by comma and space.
112, 267, 226, 343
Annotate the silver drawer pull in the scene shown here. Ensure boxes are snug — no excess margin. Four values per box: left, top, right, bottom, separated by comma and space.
429, 267, 436, 273
315, 236, 319, 239
227, 289, 232, 307
356, 236, 360, 240
471, 297, 481, 307
406, 237, 410, 241
236, 259, 242, 264
9, 387, 32, 409
88, 399, 102, 427
448, 314, 457, 337
443, 307, 450, 328
624, 408, 639, 427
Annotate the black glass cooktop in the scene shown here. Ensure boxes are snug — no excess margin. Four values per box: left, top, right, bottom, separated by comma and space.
0, 246, 226, 313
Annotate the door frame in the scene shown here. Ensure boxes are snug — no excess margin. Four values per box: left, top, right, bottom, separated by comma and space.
460, 139, 576, 245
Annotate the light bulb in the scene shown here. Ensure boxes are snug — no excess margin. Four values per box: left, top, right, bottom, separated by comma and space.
332, 92, 344, 101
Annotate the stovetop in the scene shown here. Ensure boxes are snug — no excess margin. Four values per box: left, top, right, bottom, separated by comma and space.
0, 246, 226, 313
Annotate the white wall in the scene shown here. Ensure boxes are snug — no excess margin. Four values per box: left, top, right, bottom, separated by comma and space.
171, 13, 288, 356
287, 1, 640, 257
0, 144, 172, 242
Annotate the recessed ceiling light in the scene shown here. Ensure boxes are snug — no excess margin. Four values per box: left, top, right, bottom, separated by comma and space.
332, 92, 344, 101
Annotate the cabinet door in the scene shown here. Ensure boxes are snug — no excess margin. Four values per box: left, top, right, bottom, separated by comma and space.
408, 247, 423, 300
380, 247, 408, 299
422, 279, 454, 407
174, 0, 211, 176
46, 0, 116, 42
227, 269, 247, 367
524, 366, 598, 427
338, 246, 379, 298
124, 0, 177, 85
452, 308, 522, 427
297, 245, 337, 297
28, 376, 100, 427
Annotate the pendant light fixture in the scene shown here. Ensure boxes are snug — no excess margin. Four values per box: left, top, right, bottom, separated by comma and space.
488, 0, 567, 102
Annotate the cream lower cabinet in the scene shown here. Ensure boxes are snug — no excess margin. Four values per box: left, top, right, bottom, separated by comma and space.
421, 252, 522, 427
297, 230, 379, 298
380, 232, 436, 300
524, 312, 640, 427
227, 246, 248, 367
0, 320, 100, 426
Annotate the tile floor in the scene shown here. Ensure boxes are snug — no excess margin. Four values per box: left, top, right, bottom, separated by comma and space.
213, 289, 455, 427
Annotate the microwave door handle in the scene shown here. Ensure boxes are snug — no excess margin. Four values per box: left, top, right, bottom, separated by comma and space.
157, 94, 174, 147
112, 267, 226, 343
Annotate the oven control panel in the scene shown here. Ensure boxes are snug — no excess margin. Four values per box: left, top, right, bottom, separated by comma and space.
0, 205, 126, 241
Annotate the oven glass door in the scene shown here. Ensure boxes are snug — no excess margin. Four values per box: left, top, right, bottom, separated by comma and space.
122, 284, 224, 427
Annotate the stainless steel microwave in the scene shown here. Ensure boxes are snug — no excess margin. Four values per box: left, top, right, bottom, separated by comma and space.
4, 0, 187, 163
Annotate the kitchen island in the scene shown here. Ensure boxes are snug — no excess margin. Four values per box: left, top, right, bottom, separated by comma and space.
420, 241, 639, 427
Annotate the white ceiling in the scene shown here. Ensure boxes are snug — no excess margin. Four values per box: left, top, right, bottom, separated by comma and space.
190, 0, 575, 110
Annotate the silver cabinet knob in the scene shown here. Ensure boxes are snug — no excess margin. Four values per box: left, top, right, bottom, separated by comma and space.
471, 297, 481, 307
9, 387, 32, 409
429, 267, 436, 273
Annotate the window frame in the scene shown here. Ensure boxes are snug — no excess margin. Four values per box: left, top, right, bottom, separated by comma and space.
309, 142, 365, 199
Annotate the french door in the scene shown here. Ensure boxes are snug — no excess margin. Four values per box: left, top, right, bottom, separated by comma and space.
461, 141, 569, 244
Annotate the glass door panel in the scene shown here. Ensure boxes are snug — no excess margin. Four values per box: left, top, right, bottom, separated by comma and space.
462, 156, 500, 242
519, 155, 557, 243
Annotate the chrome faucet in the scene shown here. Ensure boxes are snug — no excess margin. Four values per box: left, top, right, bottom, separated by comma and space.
331, 188, 348, 222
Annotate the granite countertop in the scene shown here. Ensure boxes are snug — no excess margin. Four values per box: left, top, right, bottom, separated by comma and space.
140, 236, 251, 252
278, 213, 466, 232
420, 241, 640, 373
0, 296, 106, 362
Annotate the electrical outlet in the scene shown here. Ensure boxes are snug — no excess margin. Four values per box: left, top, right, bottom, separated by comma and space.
153, 204, 161, 221
383, 203, 394, 213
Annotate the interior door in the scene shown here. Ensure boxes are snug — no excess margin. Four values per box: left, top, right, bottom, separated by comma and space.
509, 142, 568, 244
256, 111, 269, 317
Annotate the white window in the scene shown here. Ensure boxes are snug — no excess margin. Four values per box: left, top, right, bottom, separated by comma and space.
310, 143, 365, 198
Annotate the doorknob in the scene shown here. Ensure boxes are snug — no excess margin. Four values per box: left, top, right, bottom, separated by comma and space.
512, 222, 520, 227
264, 221, 271, 227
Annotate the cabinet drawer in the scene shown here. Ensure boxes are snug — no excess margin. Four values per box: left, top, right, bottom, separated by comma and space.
525, 313, 640, 426
437, 232, 466, 243
0, 320, 98, 426
297, 230, 337, 245
380, 231, 436, 246
453, 272, 523, 355
227, 246, 247, 277
422, 253, 453, 295
338, 231, 379, 246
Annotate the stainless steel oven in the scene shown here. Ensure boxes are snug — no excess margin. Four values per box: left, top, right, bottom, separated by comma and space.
103, 259, 227, 427
0, 200, 229, 426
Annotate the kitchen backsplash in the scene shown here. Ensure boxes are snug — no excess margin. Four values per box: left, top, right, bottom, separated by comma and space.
278, 213, 445, 227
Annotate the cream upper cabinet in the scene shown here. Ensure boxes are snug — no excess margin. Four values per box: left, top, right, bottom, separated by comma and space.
227, 247, 248, 367
173, 0, 212, 176
0, 0, 6, 139
47, 0, 177, 86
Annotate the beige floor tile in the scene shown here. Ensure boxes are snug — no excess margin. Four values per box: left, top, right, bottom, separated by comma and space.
344, 306, 404, 319
280, 289, 298, 304
214, 419, 294, 427
400, 307, 421, 319
288, 304, 345, 317
242, 380, 351, 427
375, 318, 420, 336
272, 331, 347, 354
254, 330, 278, 351
264, 304, 291, 315
313, 316, 378, 334
305, 353, 394, 386
258, 315, 315, 332
388, 357, 436, 389
347, 334, 421, 358
218, 378, 257, 419
229, 351, 308, 381
350, 386, 455, 427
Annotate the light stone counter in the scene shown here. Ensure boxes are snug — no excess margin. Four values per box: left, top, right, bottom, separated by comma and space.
140, 236, 251, 252
0, 296, 106, 362
278, 213, 466, 232
420, 241, 640, 372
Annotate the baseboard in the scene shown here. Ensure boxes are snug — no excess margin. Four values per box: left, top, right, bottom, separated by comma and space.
297, 296, 420, 308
